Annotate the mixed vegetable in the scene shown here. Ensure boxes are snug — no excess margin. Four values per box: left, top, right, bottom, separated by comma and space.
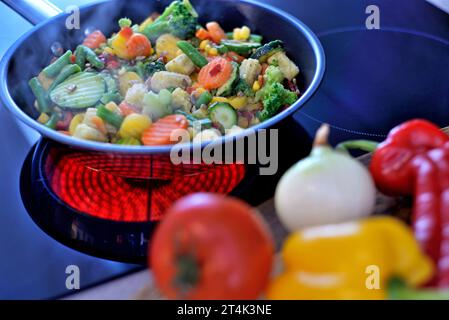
149, 121, 449, 300
267, 216, 434, 300
29, 0, 301, 146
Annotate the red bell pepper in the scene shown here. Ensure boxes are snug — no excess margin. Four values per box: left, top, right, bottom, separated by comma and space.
370, 119, 449, 287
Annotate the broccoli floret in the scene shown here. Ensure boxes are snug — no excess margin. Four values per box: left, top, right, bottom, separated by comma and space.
129, 60, 166, 79
264, 65, 284, 84
233, 78, 255, 97
142, 0, 198, 41
145, 60, 166, 77
257, 82, 297, 121
118, 17, 132, 28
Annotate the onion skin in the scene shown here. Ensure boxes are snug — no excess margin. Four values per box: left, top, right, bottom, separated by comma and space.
275, 145, 376, 231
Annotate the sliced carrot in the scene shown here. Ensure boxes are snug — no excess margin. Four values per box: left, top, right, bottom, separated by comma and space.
206, 22, 226, 43
261, 63, 269, 75
141, 115, 189, 146
91, 116, 108, 135
126, 33, 153, 59
198, 57, 233, 90
258, 74, 264, 87
119, 101, 137, 117
83, 30, 107, 49
196, 28, 211, 41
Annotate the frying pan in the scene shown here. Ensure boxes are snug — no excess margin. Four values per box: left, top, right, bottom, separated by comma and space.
0, 0, 324, 154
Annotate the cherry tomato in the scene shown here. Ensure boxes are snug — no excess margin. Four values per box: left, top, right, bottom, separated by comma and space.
149, 193, 274, 300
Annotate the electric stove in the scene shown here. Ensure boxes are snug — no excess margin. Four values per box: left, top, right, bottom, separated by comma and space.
19, 114, 311, 264
1, 0, 448, 300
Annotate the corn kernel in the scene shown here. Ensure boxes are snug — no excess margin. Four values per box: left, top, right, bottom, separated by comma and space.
37, 113, 50, 124
240, 26, 251, 40
212, 97, 229, 104
69, 113, 85, 135
196, 87, 206, 95
208, 47, 218, 56
105, 101, 118, 112
229, 96, 248, 109
252, 80, 261, 91
233, 28, 241, 40
175, 49, 183, 57
103, 47, 114, 55
199, 40, 209, 50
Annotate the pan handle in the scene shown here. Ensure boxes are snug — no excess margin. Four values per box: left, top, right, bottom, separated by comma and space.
1, 0, 62, 25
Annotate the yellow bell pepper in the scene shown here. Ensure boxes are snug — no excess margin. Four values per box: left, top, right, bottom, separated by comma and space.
228, 96, 248, 109
110, 23, 152, 60
110, 27, 132, 60
267, 216, 434, 300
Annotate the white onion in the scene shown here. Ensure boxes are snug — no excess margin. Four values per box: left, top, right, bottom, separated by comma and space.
275, 125, 376, 231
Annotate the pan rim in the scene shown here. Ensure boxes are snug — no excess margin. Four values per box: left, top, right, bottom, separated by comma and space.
0, 0, 325, 154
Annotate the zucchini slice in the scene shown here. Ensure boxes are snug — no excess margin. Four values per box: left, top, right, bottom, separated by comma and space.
221, 40, 261, 55
50, 72, 106, 109
250, 40, 284, 62
100, 72, 118, 93
208, 102, 237, 130
216, 62, 239, 97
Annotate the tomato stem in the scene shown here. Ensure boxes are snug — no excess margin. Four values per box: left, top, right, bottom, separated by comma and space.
174, 254, 200, 294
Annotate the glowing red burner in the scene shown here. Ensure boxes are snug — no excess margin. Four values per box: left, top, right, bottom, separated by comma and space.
44, 149, 246, 222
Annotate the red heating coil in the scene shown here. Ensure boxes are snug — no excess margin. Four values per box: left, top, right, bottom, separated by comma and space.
45, 149, 246, 222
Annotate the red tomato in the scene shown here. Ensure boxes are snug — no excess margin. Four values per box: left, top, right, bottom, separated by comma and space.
149, 193, 274, 300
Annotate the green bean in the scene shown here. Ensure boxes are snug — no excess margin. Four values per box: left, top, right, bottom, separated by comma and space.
74, 46, 86, 69
44, 113, 60, 129
195, 91, 212, 108
78, 45, 105, 69
249, 34, 263, 43
175, 110, 212, 129
29, 77, 51, 113
42, 50, 72, 78
177, 41, 208, 68
215, 44, 229, 54
48, 64, 81, 91
97, 105, 123, 128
